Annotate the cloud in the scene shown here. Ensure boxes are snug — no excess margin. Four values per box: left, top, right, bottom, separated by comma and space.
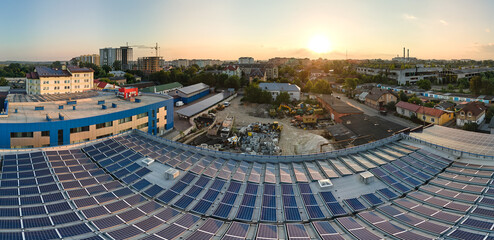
439, 19, 448, 25
486, 28, 491, 33
403, 14, 417, 20
474, 43, 494, 52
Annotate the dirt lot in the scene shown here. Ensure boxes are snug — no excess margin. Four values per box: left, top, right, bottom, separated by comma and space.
215, 97, 333, 155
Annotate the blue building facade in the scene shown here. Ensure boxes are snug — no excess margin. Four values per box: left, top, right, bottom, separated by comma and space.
0, 97, 174, 149
180, 89, 210, 104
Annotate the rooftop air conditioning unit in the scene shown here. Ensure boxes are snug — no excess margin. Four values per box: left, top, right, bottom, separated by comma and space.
141, 158, 154, 166
360, 171, 375, 184
164, 168, 179, 180
318, 179, 333, 189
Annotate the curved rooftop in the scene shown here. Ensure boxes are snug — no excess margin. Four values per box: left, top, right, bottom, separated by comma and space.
0, 126, 492, 239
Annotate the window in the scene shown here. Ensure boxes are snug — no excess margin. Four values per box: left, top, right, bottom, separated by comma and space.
137, 123, 147, 129
152, 110, 155, 118
119, 116, 132, 124
41, 131, 49, 137
96, 121, 113, 129
96, 133, 112, 139
422, 116, 426, 120
137, 112, 148, 119
10, 132, 33, 138
467, 112, 472, 117
460, 112, 465, 116
70, 126, 89, 134
431, 118, 435, 122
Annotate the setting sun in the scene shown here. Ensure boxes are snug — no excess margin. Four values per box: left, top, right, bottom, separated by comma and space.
308, 35, 331, 54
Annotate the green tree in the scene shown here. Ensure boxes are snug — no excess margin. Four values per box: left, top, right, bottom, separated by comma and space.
0, 77, 8, 86
225, 75, 241, 90
398, 90, 408, 102
124, 73, 136, 84
112, 61, 122, 71
343, 78, 358, 95
385, 101, 396, 111
408, 95, 423, 105
462, 122, 478, 132
102, 65, 112, 74
274, 91, 291, 105
50, 61, 62, 69
470, 76, 482, 95
416, 79, 431, 90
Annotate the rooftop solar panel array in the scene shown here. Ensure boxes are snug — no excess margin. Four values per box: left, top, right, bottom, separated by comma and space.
1, 130, 494, 239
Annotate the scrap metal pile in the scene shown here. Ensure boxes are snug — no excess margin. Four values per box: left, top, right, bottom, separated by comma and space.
236, 122, 283, 155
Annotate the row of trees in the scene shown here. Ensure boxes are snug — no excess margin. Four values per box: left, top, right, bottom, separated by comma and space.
0, 63, 34, 78
149, 67, 247, 90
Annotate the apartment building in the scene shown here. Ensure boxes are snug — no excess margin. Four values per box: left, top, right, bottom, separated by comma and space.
26, 66, 94, 95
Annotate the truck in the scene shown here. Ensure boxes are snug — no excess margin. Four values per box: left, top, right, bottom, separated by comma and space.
220, 116, 234, 138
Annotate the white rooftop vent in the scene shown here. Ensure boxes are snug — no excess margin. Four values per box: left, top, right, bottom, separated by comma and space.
360, 171, 375, 184
318, 179, 333, 189
141, 158, 155, 166
164, 168, 180, 180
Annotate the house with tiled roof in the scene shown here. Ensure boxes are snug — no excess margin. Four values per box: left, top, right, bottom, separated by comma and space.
221, 65, 242, 78
364, 88, 397, 110
456, 101, 487, 127
249, 68, 266, 83
396, 101, 454, 125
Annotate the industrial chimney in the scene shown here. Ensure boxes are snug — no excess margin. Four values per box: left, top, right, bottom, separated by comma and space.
403, 47, 405, 58
407, 49, 409, 60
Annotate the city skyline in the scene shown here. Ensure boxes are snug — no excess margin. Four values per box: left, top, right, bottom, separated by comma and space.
1, 0, 494, 61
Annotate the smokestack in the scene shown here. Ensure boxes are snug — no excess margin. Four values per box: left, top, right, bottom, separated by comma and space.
407, 49, 409, 60
403, 47, 405, 58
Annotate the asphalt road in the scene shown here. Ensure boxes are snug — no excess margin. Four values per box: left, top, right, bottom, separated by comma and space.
333, 93, 419, 128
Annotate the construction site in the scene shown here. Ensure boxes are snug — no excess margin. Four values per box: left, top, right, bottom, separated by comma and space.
180, 97, 334, 155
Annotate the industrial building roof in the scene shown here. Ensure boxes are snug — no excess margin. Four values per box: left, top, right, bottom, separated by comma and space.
1, 92, 171, 123
318, 95, 363, 114
177, 83, 209, 95
141, 82, 183, 93
259, 82, 300, 92
176, 92, 232, 118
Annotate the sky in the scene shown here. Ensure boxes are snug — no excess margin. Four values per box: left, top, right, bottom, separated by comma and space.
1, 0, 494, 61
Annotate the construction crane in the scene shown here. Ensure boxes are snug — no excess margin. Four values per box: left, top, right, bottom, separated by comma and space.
126, 42, 160, 57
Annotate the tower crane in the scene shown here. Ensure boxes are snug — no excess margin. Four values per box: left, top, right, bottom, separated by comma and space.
126, 42, 160, 57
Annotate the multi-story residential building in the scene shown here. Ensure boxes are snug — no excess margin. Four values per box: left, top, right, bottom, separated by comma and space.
238, 57, 254, 64
116, 46, 133, 70
75, 54, 100, 66
171, 59, 190, 68
100, 48, 117, 67
237, 64, 278, 80
456, 101, 487, 127
0, 91, 174, 148
99, 46, 133, 70
26, 66, 94, 95
138, 57, 162, 75
189, 59, 222, 68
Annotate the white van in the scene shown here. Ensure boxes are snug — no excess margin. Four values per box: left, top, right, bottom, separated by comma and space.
175, 101, 184, 107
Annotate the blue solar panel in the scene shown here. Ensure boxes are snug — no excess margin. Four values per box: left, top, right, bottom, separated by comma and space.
319, 191, 337, 203
174, 195, 195, 209
132, 179, 151, 191
51, 212, 80, 225
244, 183, 259, 195
122, 174, 140, 184
227, 181, 242, 193
24, 229, 59, 239
0, 219, 21, 229
302, 194, 319, 206
327, 202, 347, 216
344, 198, 367, 212
221, 192, 238, 205
170, 182, 187, 193
393, 182, 411, 193
135, 167, 151, 177
298, 183, 312, 194
192, 200, 212, 214
260, 207, 277, 222
209, 179, 226, 191
22, 206, 46, 216
213, 203, 232, 218
283, 195, 298, 207
23, 217, 51, 228
185, 186, 203, 197
362, 193, 384, 206
157, 190, 177, 204
241, 194, 257, 207
281, 184, 295, 195
306, 205, 326, 219
143, 185, 164, 198
377, 188, 399, 200
58, 223, 92, 238
284, 207, 302, 221
236, 206, 254, 221
262, 195, 276, 208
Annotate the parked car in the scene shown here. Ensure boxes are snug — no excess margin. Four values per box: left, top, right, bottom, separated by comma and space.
175, 101, 184, 107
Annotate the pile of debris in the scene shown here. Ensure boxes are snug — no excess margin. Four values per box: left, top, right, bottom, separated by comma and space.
236, 122, 282, 155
